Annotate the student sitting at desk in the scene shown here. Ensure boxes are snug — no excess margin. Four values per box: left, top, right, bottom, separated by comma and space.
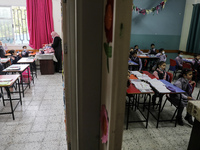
192, 54, 200, 72
129, 47, 134, 59
9, 50, 22, 64
175, 51, 184, 70
152, 61, 169, 105
170, 69, 195, 126
148, 43, 157, 55
131, 51, 142, 71
156, 48, 167, 62
134, 45, 144, 55
21, 46, 29, 57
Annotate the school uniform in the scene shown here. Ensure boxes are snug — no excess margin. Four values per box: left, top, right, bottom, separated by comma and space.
170, 77, 193, 119
156, 53, 167, 62
131, 56, 142, 71
134, 49, 144, 55
21, 50, 29, 57
175, 56, 183, 69
0, 47, 5, 58
11, 55, 21, 64
148, 48, 157, 55
192, 58, 200, 71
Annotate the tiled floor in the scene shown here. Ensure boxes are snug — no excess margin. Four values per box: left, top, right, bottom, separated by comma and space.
122, 80, 200, 150
0, 73, 67, 150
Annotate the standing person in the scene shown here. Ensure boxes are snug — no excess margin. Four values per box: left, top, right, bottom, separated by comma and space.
148, 43, 157, 55
170, 69, 195, 126
175, 51, 184, 70
51, 31, 62, 73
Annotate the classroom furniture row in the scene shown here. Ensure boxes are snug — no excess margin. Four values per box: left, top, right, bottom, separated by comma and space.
126, 71, 187, 129
0, 58, 37, 120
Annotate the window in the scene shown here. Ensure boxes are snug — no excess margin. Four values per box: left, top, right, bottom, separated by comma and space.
0, 6, 29, 45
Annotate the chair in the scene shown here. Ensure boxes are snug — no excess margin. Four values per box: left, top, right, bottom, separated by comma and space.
182, 62, 192, 70
166, 72, 173, 83
168, 59, 181, 80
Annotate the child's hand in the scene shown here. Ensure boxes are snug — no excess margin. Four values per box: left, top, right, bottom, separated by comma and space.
187, 96, 193, 100
190, 81, 196, 85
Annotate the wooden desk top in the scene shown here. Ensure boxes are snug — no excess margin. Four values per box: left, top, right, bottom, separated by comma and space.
0, 75, 20, 87
29, 52, 36, 56
3, 64, 30, 72
1, 58, 10, 64
17, 57, 36, 63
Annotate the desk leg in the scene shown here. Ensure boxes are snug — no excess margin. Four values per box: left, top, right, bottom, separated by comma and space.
20, 73, 24, 97
8, 88, 15, 120
1, 87, 5, 106
126, 95, 131, 130
30, 64, 34, 84
156, 94, 163, 128
146, 94, 151, 128
28, 67, 30, 89
17, 79, 22, 105
197, 90, 200, 100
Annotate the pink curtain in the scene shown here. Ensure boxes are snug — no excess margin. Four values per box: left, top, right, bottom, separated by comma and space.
26, 0, 54, 49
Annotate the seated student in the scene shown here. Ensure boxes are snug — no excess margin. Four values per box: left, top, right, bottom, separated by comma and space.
131, 51, 142, 71
134, 45, 144, 55
152, 61, 169, 104
0, 46, 5, 58
9, 50, 22, 64
156, 48, 167, 62
21, 46, 29, 57
148, 43, 157, 55
192, 54, 200, 72
175, 51, 184, 70
170, 69, 195, 126
129, 47, 134, 59
0, 41, 7, 54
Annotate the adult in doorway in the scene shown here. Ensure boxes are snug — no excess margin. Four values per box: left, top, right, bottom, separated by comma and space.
51, 31, 62, 73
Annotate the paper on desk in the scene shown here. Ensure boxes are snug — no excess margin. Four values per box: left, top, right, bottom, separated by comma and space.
0, 79, 12, 82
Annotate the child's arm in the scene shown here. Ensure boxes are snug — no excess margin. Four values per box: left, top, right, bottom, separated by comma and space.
174, 80, 189, 100
153, 71, 159, 79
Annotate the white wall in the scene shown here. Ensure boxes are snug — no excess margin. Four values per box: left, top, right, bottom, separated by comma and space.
0, 0, 62, 49
179, 0, 200, 51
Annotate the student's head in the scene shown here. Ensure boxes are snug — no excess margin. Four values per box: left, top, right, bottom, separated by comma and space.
151, 44, 155, 48
180, 69, 193, 80
157, 61, 166, 70
134, 45, 138, 49
132, 51, 137, 57
178, 51, 183, 57
194, 54, 200, 60
130, 47, 134, 52
159, 48, 165, 54
22, 46, 27, 50
8, 50, 15, 55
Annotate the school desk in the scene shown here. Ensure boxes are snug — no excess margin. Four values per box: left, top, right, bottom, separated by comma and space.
0, 75, 21, 120
149, 79, 185, 128
1, 58, 11, 68
3, 64, 30, 97
126, 78, 153, 129
17, 57, 37, 83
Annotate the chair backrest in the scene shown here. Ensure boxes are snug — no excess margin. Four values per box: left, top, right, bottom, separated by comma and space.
166, 72, 173, 83
183, 62, 191, 70
169, 59, 177, 71
144, 59, 148, 67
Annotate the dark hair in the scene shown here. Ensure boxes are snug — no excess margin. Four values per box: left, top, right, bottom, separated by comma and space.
159, 48, 164, 53
194, 53, 200, 58
178, 51, 183, 54
22, 46, 27, 49
151, 43, 155, 47
8, 50, 15, 55
156, 61, 166, 69
179, 68, 193, 78
132, 51, 137, 55
130, 47, 134, 50
134, 45, 138, 49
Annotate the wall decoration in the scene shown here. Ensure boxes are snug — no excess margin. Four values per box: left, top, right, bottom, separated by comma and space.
132, 0, 167, 15
100, 105, 109, 144
104, 0, 114, 73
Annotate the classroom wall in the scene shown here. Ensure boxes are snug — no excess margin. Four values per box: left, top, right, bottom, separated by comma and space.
0, 0, 62, 50
130, 0, 186, 50
179, 0, 200, 51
